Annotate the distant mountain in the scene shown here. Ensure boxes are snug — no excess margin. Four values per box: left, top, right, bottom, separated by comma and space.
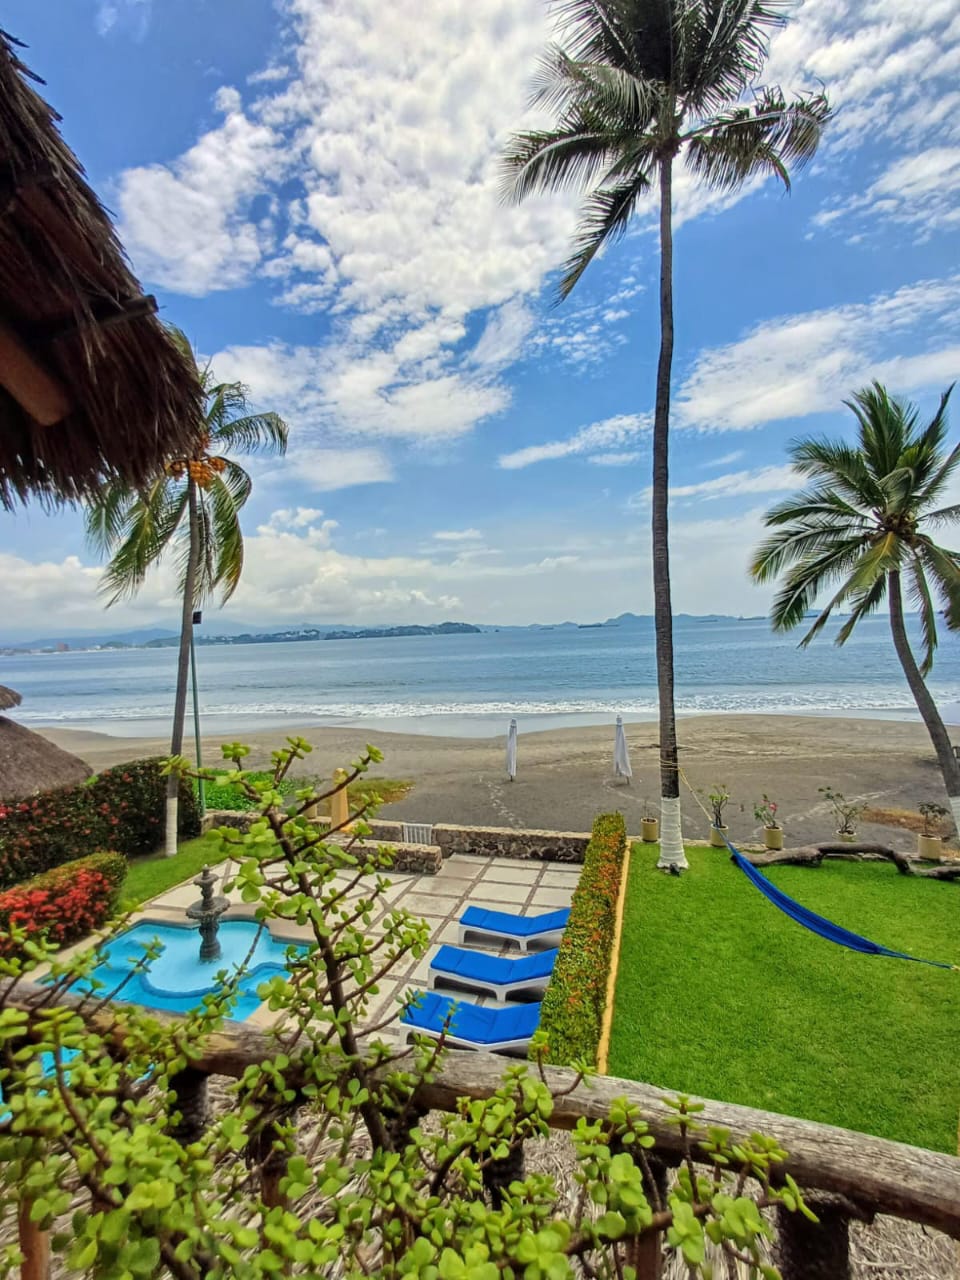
324, 622, 481, 641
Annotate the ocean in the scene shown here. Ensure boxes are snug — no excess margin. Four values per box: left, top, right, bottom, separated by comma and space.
5, 615, 960, 738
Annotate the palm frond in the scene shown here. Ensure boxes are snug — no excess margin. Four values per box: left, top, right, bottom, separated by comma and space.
905, 555, 938, 675
559, 173, 653, 298
84, 482, 138, 557
787, 437, 883, 508
834, 573, 888, 647
750, 523, 869, 584
207, 471, 246, 603
680, 0, 794, 116
98, 482, 187, 605
759, 483, 871, 529
794, 537, 899, 648
212, 412, 288, 458
501, 124, 624, 202
915, 539, 960, 632
684, 88, 830, 192
760, 536, 871, 630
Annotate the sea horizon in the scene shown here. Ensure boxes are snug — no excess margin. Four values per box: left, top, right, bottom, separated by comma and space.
5, 615, 960, 739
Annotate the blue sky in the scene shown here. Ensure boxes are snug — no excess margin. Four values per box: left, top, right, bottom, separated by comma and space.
3, 0, 959, 636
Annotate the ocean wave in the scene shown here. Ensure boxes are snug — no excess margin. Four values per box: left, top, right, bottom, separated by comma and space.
14, 684, 960, 724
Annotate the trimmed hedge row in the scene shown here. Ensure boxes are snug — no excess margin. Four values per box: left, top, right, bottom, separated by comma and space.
538, 811, 627, 1067
0, 851, 127, 957
0, 758, 200, 888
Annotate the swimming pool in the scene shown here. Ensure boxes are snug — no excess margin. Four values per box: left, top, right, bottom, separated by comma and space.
71, 919, 307, 1020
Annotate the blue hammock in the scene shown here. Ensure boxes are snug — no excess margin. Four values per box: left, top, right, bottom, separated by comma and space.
727, 843, 955, 970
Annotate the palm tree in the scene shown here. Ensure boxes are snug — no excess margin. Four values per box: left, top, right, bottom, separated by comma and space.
502, 0, 830, 869
751, 382, 960, 830
86, 329, 288, 856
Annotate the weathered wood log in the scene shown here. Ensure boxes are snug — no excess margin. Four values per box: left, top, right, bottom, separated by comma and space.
6, 981, 960, 1239
743, 843, 960, 879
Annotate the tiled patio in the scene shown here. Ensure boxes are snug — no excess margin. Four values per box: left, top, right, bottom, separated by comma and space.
139, 852, 581, 1034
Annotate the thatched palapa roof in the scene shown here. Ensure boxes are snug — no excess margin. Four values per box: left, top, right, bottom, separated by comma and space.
0, 30, 205, 508
0, 685, 22, 711
0, 715, 91, 801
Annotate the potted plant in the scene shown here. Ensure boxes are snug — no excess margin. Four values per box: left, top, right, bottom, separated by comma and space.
707, 784, 731, 848
818, 785, 864, 843
754, 795, 783, 850
640, 799, 659, 843
918, 802, 947, 858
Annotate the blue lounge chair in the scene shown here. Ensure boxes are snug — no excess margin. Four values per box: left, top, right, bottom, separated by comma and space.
457, 906, 570, 952
401, 991, 541, 1055
429, 945, 558, 1001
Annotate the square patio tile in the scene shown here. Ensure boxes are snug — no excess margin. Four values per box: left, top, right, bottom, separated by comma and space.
402, 894, 462, 918
483, 863, 542, 884
472, 882, 528, 906
527, 887, 575, 908
538, 868, 582, 888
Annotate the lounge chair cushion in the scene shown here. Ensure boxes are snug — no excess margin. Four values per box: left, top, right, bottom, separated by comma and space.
459, 906, 570, 937
401, 991, 541, 1045
431, 945, 558, 984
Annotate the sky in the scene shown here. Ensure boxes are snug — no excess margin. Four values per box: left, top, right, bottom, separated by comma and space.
2, 0, 960, 637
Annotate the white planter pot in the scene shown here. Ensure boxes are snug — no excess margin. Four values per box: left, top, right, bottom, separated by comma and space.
709, 824, 728, 848
764, 827, 784, 851
918, 833, 943, 859
641, 818, 659, 843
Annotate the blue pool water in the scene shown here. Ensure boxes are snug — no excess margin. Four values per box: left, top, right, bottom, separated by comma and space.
72, 919, 306, 1020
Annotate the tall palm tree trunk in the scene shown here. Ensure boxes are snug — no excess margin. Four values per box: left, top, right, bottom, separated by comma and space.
653, 150, 687, 871
165, 477, 200, 857
887, 569, 960, 833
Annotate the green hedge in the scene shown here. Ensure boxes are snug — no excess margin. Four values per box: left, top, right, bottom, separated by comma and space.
0, 759, 200, 888
538, 811, 627, 1067
0, 851, 127, 957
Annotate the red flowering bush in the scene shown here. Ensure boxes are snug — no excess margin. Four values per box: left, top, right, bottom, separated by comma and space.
0, 758, 199, 888
539, 811, 627, 1067
0, 851, 127, 957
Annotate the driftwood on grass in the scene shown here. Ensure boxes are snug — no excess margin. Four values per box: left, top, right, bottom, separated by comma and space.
743, 843, 960, 880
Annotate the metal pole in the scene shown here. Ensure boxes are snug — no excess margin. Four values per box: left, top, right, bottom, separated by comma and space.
190, 610, 204, 817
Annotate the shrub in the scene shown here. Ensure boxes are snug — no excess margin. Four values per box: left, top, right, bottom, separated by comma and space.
539, 811, 627, 1066
0, 851, 126, 957
0, 758, 199, 887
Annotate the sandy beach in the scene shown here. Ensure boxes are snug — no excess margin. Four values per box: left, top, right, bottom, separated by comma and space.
35, 713, 955, 851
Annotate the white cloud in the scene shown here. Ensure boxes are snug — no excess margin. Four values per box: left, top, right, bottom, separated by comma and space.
702, 450, 745, 469
675, 276, 960, 433
261, 445, 393, 493
116, 90, 286, 295
498, 414, 649, 470
630, 465, 800, 508
96, 0, 151, 38
814, 147, 960, 238
209, 340, 505, 442
433, 529, 482, 542
588, 452, 641, 467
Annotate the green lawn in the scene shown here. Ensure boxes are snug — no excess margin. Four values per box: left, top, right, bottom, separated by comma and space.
608, 844, 960, 1152
122, 833, 224, 907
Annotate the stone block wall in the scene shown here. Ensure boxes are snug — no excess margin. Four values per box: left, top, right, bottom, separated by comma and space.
200, 811, 590, 865
433, 823, 590, 863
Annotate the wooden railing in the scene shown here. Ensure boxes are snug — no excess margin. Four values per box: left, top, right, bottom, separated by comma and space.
5, 982, 960, 1280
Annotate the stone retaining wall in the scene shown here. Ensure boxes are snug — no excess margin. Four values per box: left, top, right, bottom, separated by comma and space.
434, 823, 590, 863
201, 812, 590, 865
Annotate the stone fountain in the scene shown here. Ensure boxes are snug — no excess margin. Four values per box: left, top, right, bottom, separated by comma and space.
186, 865, 230, 963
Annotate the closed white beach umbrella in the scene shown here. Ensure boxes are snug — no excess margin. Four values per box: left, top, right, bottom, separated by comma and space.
506, 717, 518, 781
613, 715, 632, 781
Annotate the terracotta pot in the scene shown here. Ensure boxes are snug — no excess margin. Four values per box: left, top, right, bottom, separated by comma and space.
918, 833, 943, 858
709, 824, 728, 848
640, 817, 659, 843
764, 826, 784, 851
